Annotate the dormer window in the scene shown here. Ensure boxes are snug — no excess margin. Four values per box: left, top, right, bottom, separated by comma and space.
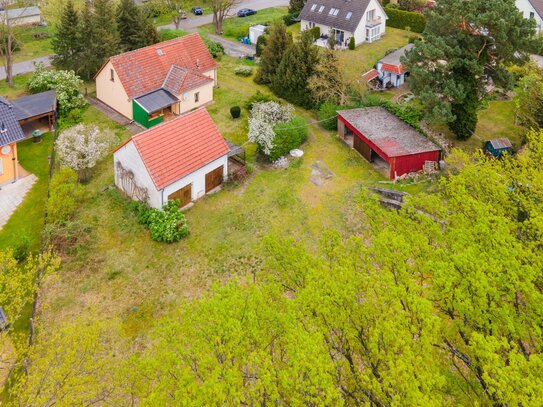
329, 7, 339, 16
346, 11, 353, 20
318, 5, 324, 12
310, 4, 317, 11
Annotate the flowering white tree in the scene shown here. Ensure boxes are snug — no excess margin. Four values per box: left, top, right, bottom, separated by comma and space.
56, 124, 114, 182
248, 102, 294, 157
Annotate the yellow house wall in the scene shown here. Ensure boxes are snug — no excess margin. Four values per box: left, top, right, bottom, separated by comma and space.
171, 81, 214, 115
0, 143, 18, 185
95, 61, 133, 119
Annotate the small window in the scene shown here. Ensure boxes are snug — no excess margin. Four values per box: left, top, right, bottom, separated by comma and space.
318, 5, 324, 12
329, 7, 339, 16
110, 69, 115, 81
310, 3, 317, 11
346, 11, 353, 20
195, 92, 200, 103
367, 9, 375, 21
530, 11, 535, 18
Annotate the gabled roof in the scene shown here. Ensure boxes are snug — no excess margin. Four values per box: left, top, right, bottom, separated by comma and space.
299, 0, 378, 33
115, 109, 229, 190
162, 65, 214, 95
487, 138, 513, 150
11, 90, 56, 121
102, 33, 217, 100
0, 97, 26, 148
362, 69, 379, 81
378, 43, 414, 74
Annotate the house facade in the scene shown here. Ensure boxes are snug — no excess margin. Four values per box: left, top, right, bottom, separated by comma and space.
96, 34, 217, 129
0, 98, 26, 186
516, 0, 543, 33
113, 109, 230, 209
299, 0, 387, 47
375, 43, 414, 87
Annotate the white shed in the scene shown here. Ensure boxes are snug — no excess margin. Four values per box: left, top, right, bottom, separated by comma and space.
113, 109, 230, 209
249, 24, 267, 44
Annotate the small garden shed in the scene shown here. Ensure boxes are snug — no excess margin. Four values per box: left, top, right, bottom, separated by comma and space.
484, 138, 513, 157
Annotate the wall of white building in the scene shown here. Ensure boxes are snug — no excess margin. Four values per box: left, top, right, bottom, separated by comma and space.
516, 0, 543, 32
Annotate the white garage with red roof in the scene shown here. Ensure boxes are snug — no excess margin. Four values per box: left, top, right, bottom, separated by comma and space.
113, 109, 230, 209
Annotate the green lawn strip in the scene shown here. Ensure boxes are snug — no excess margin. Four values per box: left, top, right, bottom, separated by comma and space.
0, 134, 53, 252
198, 7, 288, 41
0, 25, 53, 66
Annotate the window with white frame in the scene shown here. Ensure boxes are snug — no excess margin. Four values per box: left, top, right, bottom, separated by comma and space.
366, 25, 380, 42
346, 11, 353, 20
318, 5, 324, 12
310, 4, 317, 11
366, 9, 375, 21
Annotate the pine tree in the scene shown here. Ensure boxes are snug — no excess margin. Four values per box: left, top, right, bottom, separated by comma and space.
272, 30, 320, 108
117, 0, 157, 51
288, 0, 306, 14
78, 1, 100, 80
254, 21, 291, 85
93, 0, 120, 67
51, 0, 81, 71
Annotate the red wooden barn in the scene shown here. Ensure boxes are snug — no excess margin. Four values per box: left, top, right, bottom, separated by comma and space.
337, 107, 441, 179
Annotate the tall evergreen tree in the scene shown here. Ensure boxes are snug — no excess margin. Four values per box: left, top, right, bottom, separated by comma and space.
308, 49, 349, 106
254, 21, 291, 85
51, 0, 81, 71
288, 0, 306, 14
403, 0, 537, 139
78, 1, 100, 80
272, 30, 320, 108
117, 0, 158, 51
93, 0, 120, 68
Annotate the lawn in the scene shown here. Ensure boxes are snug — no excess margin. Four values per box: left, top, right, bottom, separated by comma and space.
199, 7, 288, 41
0, 133, 53, 253
0, 26, 53, 66
0, 73, 32, 98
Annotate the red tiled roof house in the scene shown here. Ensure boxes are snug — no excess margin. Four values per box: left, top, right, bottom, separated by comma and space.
96, 33, 217, 129
113, 109, 230, 209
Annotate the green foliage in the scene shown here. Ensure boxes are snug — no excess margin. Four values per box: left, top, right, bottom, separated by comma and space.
398, 0, 426, 12
223, 23, 250, 39
255, 21, 292, 84
289, 0, 306, 14
308, 49, 349, 106
448, 86, 479, 140
158, 28, 188, 41
514, 63, 543, 130
308, 26, 321, 41
245, 91, 275, 110
230, 106, 241, 118
270, 116, 308, 161
201, 35, 224, 58
51, 0, 81, 71
27, 63, 87, 116
255, 31, 267, 56
348, 36, 355, 50
282, 12, 298, 26
46, 168, 84, 224
384, 7, 426, 33
318, 102, 340, 131
117, 0, 159, 52
133, 200, 189, 243
234, 65, 253, 76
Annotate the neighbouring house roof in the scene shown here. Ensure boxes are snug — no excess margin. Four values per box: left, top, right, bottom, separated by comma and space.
338, 107, 440, 157
299, 0, 377, 33
101, 33, 217, 100
526, 0, 543, 18
0, 97, 26, 147
362, 69, 379, 81
531, 53, 543, 68
116, 109, 229, 190
378, 43, 414, 74
11, 90, 56, 121
134, 89, 178, 114
162, 65, 214, 95
0, 6, 40, 21
487, 138, 513, 150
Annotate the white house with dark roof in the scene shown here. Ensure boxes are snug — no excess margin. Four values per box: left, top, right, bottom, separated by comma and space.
516, 0, 543, 32
299, 0, 387, 47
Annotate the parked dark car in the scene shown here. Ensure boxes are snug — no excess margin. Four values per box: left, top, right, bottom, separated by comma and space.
192, 6, 203, 15
237, 8, 257, 17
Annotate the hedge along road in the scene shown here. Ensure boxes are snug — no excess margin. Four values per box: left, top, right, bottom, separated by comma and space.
0, 0, 289, 80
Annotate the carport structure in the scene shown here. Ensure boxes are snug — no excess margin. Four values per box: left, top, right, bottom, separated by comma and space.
11, 90, 57, 134
338, 107, 441, 179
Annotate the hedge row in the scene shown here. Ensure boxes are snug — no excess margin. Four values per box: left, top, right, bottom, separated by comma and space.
384, 7, 426, 33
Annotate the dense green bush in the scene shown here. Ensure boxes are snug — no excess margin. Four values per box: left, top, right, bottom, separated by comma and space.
133, 200, 189, 243
384, 7, 426, 33
282, 13, 298, 26
230, 106, 241, 118
159, 28, 188, 41
308, 26, 321, 40
234, 65, 253, 76
256, 33, 268, 57
245, 91, 275, 110
270, 116, 308, 161
318, 102, 340, 131
348, 37, 355, 50
202, 35, 224, 58
47, 168, 84, 224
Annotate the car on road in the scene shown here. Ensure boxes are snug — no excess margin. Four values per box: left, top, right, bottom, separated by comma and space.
237, 8, 257, 17
192, 6, 203, 15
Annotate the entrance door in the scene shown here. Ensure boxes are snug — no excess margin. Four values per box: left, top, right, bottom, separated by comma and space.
168, 183, 192, 207
205, 165, 224, 193
353, 135, 373, 162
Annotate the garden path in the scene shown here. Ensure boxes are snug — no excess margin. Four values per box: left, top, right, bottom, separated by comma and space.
0, 174, 37, 229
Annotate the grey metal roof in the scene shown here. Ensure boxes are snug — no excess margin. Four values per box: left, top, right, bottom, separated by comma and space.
338, 107, 440, 157
11, 90, 56, 121
226, 139, 244, 157
488, 138, 513, 150
379, 43, 415, 66
0, 97, 26, 148
299, 0, 372, 33
134, 89, 178, 114
0, 6, 40, 20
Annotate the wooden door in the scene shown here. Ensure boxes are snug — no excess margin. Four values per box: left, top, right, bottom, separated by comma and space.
353, 135, 373, 162
205, 166, 224, 193
168, 183, 192, 207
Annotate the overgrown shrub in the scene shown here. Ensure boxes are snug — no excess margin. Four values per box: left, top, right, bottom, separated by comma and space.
13, 235, 30, 262
283, 13, 298, 26
319, 102, 340, 131
348, 37, 355, 50
44, 220, 92, 254
245, 91, 275, 110
270, 116, 308, 161
256, 33, 267, 57
133, 200, 189, 243
159, 28, 188, 41
384, 7, 426, 33
358, 95, 422, 131
47, 168, 84, 223
201, 35, 224, 58
230, 106, 241, 118
57, 108, 84, 131
308, 26, 321, 40
408, 35, 418, 44
141, 2, 171, 18
234, 65, 253, 76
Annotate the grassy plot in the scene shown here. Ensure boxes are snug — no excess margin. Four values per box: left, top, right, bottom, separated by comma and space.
0, 73, 32, 98
199, 7, 288, 41
0, 25, 53, 66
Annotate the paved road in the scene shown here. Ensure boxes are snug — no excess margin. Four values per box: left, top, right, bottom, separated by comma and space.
0, 55, 51, 81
